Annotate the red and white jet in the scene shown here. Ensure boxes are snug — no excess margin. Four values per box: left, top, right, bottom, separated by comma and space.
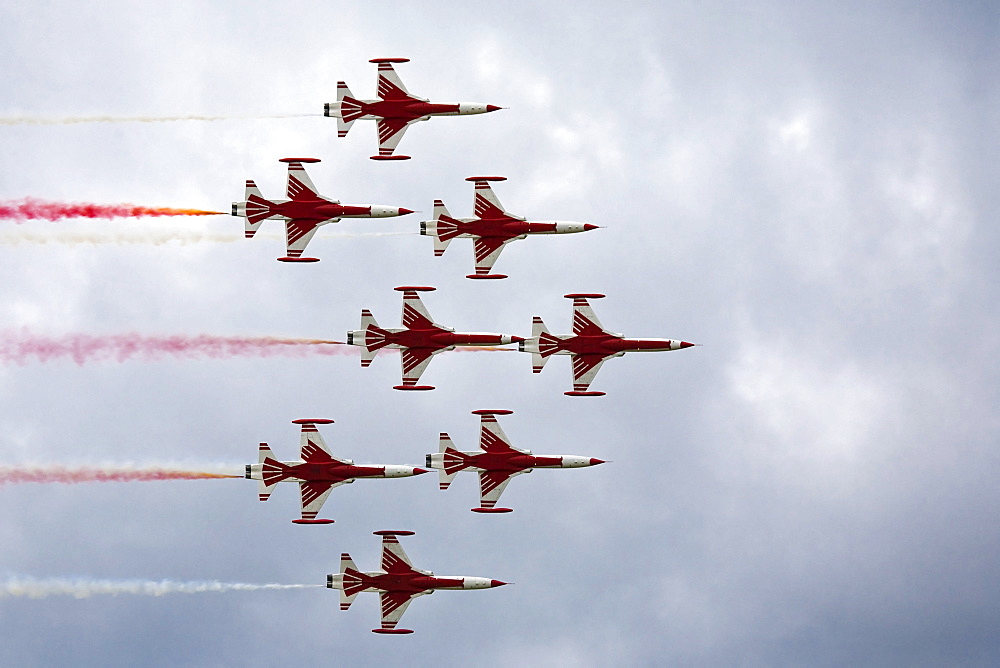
421, 176, 599, 279
244, 419, 429, 524
328, 530, 508, 634
520, 294, 697, 396
427, 409, 605, 513
347, 286, 523, 391
324, 58, 503, 160
231, 158, 414, 262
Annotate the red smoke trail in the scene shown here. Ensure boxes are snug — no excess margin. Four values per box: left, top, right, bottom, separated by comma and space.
0, 467, 240, 485
0, 198, 221, 222
0, 331, 347, 366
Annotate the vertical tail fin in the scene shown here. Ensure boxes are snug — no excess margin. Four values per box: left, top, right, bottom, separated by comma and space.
245, 191, 278, 237
427, 199, 455, 256
260, 452, 287, 488
527, 317, 556, 373
437, 433, 461, 489
340, 553, 367, 601
332, 82, 363, 135
359, 309, 391, 357
237, 180, 271, 238
339, 553, 364, 608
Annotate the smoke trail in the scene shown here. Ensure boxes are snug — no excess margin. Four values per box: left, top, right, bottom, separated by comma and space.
0, 198, 221, 222
0, 576, 321, 599
0, 465, 242, 485
0, 113, 321, 126
0, 331, 347, 366
0, 230, 417, 246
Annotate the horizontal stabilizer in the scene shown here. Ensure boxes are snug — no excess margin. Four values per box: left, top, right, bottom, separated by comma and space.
257, 478, 273, 502
432, 199, 452, 220
360, 309, 380, 331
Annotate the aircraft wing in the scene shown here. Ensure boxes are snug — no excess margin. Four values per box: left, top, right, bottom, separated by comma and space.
284, 219, 324, 260
298, 480, 347, 521
285, 160, 320, 200
375, 62, 412, 100
298, 421, 347, 464
399, 348, 440, 387
479, 470, 525, 509
571, 296, 610, 335
399, 288, 436, 329
380, 532, 417, 573
478, 412, 524, 454
571, 353, 612, 393
471, 180, 509, 218
473, 237, 513, 276
376, 118, 412, 157
378, 591, 419, 632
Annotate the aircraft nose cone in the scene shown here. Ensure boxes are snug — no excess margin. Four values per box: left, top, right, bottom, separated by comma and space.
413, 468, 430, 475
679, 341, 696, 349
398, 208, 415, 216
490, 580, 509, 587
486, 105, 503, 112
584, 224, 600, 231
589, 458, 606, 466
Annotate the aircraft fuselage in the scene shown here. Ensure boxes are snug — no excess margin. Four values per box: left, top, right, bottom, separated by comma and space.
357, 99, 495, 121
553, 335, 691, 356
381, 326, 521, 350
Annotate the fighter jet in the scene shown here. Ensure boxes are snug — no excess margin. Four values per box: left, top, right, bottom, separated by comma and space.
421, 176, 599, 279
231, 157, 414, 262
328, 530, 509, 634
245, 419, 429, 524
427, 409, 605, 513
324, 58, 503, 160
520, 294, 697, 396
347, 286, 523, 391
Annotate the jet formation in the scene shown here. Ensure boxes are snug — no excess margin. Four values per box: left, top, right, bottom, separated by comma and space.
328, 530, 508, 633
325, 58, 503, 160
231, 157, 413, 262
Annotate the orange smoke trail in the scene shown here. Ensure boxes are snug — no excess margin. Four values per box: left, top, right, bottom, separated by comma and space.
0, 466, 240, 485
0, 230, 417, 246
0, 198, 222, 222
0, 331, 347, 366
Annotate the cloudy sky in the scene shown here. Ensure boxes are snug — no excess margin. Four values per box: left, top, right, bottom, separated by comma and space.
0, 1, 997, 665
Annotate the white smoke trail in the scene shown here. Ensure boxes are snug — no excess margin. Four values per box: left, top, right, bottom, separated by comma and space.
0, 114, 322, 126
0, 461, 245, 484
0, 231, 417, 246
0, 576, 321, 598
